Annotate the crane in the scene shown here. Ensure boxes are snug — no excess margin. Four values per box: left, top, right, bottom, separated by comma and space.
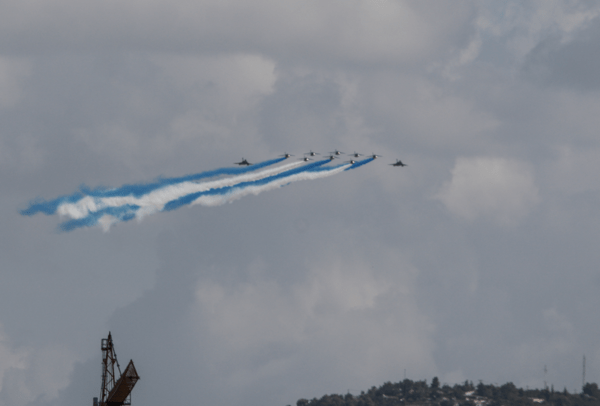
94, 332, 139, 406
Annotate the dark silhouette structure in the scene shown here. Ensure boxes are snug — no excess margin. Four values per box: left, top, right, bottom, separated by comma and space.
94, 332, 139, 406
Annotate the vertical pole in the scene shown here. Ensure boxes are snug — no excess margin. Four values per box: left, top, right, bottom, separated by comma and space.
583, 355, 586, 390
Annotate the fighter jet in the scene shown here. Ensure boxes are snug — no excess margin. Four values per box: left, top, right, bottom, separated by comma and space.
301, 157, 312, 162
329, 150, 344, 155
349, 152, 363, 158
280, 152, 294, 159
305, 150, 320, 156
345, 159, 357, 164
325, 155, 339, 161
390, 159, 407, 167
370, 153, 382, 159
235, 158, 252, 166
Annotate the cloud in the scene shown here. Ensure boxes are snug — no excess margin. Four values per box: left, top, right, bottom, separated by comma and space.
6, 2, 600, 405
0, 57, 30, 109
436, 157, 540, 226
190, 254, 436, 405
0, 326, 75, 406
70, 53, 276, 164
476, 1, 600, 62
74, 230, 438, 406
0, 328, 28, 396
523, 15, 600, 90
0, 0, 474, 66
545, 145, 600, 195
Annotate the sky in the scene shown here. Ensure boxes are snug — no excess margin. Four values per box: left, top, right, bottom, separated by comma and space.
2, 0, 600, 405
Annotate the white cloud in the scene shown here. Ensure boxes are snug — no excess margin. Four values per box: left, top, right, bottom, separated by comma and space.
0, 327, 75, 406
0, 328, 28, 396
190, 255, 435, 404
436, 157, 540, 226
195, 257, 405, 348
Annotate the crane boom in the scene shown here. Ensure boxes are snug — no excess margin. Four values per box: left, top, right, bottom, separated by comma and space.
98, 332, 139, 406
106, 360, 139, 405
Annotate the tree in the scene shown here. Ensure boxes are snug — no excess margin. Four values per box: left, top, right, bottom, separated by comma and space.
477, 381, 491, 398
500, 382, 518, 400
583, 383, 600, 398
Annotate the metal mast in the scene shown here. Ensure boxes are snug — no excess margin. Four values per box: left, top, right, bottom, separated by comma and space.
100, 332, 121, 404
583, 355, 586, 390
98, 332, 139, 406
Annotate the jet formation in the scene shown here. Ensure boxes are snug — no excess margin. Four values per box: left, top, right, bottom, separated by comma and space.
235, 151, 407, 167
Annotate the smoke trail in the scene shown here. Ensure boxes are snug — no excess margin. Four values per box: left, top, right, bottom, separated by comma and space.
56, 160, 333, 231
23, 156, 374, 232
163, 160, 351, 211
344, 158, 375, 170
163, 159, 331, 211
60, 205, 141, 232
197, 162, 352, 207
21, 157, 286, 217
55, 159, 305, 221
61, 160, 349, 231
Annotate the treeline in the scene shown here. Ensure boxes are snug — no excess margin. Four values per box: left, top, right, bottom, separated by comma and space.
293, 378, 600, 406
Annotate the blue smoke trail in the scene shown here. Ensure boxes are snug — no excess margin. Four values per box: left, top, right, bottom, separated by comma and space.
344, 158, 374, 170
53, 160, 330, 231
301, 158, 372, 174
83, 157, 286, 198
21, 157, 285, 216
24, 156, 374, 232
163, 159, 330, 212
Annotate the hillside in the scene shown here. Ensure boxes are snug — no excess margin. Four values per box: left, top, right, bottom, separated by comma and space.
293, 379, 600, 406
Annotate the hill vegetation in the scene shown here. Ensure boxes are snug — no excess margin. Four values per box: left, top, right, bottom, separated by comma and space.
293, 378, 600, 406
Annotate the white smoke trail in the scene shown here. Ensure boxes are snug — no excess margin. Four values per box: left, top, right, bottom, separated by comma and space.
56, 160, 305, 220
189, 164, 351, 207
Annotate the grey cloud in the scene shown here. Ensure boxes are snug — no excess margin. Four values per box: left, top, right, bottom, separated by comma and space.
5, 2, 600, 406
0, 0, 475, 67
436, 157, 540, 226
258, 72, 345, 152
523, 16, 600, 90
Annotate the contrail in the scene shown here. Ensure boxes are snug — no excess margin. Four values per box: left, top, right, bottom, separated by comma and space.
163, 159, 346, 211
61, 160, 339, 231
345, 157, 375, 170
204, 161, 352, 206
21, 157, 286, 217
22, 157, 374, 231
55, 159, 304, 221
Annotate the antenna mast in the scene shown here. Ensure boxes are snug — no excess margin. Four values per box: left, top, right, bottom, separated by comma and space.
583, 355, 586, 390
